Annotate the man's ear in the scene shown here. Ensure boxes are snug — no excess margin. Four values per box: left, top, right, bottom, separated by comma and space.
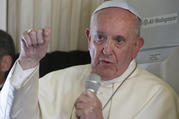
0, 55, 13, 72
133, 37, 144, 58
85, 28, 91, 49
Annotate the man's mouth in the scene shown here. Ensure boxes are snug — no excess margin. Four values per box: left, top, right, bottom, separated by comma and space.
100, 59, 113, 65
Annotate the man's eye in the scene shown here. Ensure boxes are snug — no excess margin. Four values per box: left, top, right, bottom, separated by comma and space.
94, 34, 106, 44
116, 38, 123, 43
97, 34, 105, 40
113, 36, 126, 48
114, 37, 125, 44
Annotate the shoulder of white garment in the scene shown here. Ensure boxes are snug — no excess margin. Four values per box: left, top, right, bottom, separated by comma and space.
7, 59, 39, 89
38, 64, 91, 91
39, 64, 91, 81
124, 65, 179, 118
136, 65, 179, 98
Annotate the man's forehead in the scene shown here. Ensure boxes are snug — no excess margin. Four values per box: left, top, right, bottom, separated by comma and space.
92, 0, 142, 21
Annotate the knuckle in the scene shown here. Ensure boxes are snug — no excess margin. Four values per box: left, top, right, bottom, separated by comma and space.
27, 28, 32, 33
29, 30, 36, 36
37, 29, 43, 33
22, 32, 28, 39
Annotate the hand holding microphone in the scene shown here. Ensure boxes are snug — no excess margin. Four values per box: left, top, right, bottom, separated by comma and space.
74, 73, 104, 119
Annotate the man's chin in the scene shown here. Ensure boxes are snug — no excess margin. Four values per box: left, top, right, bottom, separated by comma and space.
92, 63, 115, 73
96, 67, 116, 79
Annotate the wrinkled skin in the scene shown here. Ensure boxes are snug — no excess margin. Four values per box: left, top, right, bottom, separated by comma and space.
19, 28, 51, 70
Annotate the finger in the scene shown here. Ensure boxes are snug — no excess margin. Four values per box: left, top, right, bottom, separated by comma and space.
75, 91, 96, 106
43, 28, 51, 42
75, 109, 83, 119
83, 91, 102, 109
75, 101, 88, 110
29, 29, 37, 46
36, 29, 44, 44
75, 103, 83, 110
81, 90, 93, 97
85, 90, 99, 101
22, 32, 32, 47
75, 94, 89, 105
21, 37, 28, 50
79, 91, 95, 103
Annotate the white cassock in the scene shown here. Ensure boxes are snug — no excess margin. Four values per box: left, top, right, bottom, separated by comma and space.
0, 60, 178, 119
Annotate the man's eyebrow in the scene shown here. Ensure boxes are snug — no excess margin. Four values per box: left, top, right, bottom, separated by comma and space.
96, 31, 105, 35
95, 31, 126, 41
113, 35, 126, 41
91, 31, 104, 36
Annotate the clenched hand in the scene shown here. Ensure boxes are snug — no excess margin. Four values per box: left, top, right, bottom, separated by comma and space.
75, 91, 104, 119
19, 28, 51, 70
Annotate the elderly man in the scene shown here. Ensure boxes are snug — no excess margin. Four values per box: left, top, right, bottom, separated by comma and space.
0, 29, 15, 90
0, 0, 178, 119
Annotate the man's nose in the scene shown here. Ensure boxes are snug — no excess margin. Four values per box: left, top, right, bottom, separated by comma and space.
103, 39, 113, 55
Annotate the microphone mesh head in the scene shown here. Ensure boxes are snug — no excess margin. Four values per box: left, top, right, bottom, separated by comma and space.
85, 73, 101, 93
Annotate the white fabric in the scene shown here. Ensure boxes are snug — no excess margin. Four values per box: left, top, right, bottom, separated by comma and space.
0, 61, 39, 119
10, 60, 38, 89
0, 60, 178, 119
93, 0, 142, 20
7, 0, 103, 52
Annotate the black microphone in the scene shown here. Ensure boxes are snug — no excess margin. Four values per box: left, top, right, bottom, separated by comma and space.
85, 73, 101, 94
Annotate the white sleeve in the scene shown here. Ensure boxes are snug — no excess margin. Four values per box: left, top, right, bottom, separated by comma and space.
0, 60, 40, 119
